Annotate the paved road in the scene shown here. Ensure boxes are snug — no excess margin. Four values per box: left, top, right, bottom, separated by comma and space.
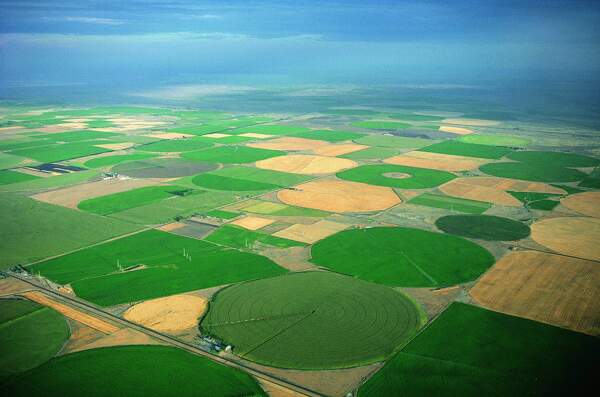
8, 273, 326, 397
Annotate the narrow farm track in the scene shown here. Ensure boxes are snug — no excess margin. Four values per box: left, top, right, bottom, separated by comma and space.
8, 274, 325, 397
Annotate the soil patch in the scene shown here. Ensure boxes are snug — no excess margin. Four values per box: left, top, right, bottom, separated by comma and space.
384, 151, 487, 171
439, 125, 474, 135
561, 191, 600, 218
229, 216, 276, 230
312, 143, 369, 157
273, 220, 349, 243
530, 217, 600, 261
248, 137, 328, 151
256, 154, 357, 175
146, 132, 194, 139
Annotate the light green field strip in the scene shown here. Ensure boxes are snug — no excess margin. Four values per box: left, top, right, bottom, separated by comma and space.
0, 170, 40, 186
0, 169, 101, 193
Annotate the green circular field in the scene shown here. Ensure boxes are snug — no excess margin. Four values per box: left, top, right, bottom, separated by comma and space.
111, 158, 218, 178
435, 215, 531, 241
507, 151, 599, 167
458, 134, 531, 147
201, 271, 424, 369
138, 139, 213, 153
4, 345, 265, 397
336, 164, 455, 189
479, 162, 586, 182
0, 300, 69, 381
311, 227, 494, 288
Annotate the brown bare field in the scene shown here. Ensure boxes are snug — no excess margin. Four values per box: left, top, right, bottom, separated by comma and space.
23, 291, 119, 334
256, 154, 357, 175
441, 118, 500, 126
31, 178, 162, 209
123, 294, 207, 334
260, 246, 316, 271
278, 179, 401, 213
230, 215, 275, 230
561, 191, 600, 218
94, 142, 135, 150
0, 278, 32, 296
239, 133, 273, 139
384, 151, 487, 171
257, 379, 307, 397
248, 137, 328, 151
145, 132, 194, 139
273, 220, 349, 243
530, 217, 600, 262
312, 143, 369, 157
202, 133, 232, 138
0, 126, 25, 133
157, 222, 187, 232
439, 177, 566, 206
400, 286, 461, 318
470, 250, 600, 336
439, 125, 474, 135
36, 123, 88, 132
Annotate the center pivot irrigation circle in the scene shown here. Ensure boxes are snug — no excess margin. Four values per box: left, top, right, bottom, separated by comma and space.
200, 271, 423, 369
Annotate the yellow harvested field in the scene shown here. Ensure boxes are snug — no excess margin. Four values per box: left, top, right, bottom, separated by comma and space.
312, 143, 369, 157
439, 177, 566, 206
37, 123, 88, 132
470, 251, 600, 336
157, 222, 186, 232
248, 137, 328, 151
273, 220, 350, 243
441, 118, 500, 126
439, 125, 474, 135
256, 154, 357, 175
202, 133, 231, 138
23, 291, 119, 334
145, 132, 194, 139
384, 151, 487, 171
0, 126, 25, 133
95, 142, 135, 150
278, 179, 401, 213
531, 217, 600, 262
239, 133, 273, 139
31, 178, 161, 209
229, 215, 275, 230
123, 294, 207, 334
561, 191, 600, 218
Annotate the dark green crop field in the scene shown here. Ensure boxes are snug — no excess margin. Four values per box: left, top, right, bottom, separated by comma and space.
204, 225, 305, 249
408, 193, 491, 214
420, 140, 512, 159
11, 142, 111, 163
192, 166, 310, 192
435, 215, 531, 241
0, 194, 140, 270
480, 162, 587, 182
311, 227, 494, 288
359, 303, 598, 397
507, 150, 599, 167
336, 164, 455, 189
0, 170, 39, 186
183, 146, 284, 164
30, 229, 286, 306
202, 271, 425, 369
3, 345, 266, 397
0, 300, 69, 383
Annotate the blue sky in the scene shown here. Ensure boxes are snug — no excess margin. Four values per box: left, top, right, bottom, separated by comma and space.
1, 0, 599, 91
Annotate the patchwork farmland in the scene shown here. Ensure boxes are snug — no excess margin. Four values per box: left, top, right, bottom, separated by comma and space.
0, 104, 598, 397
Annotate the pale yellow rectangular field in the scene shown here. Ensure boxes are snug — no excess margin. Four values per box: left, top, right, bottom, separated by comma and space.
242, 201, 288, 214
439, 125, 474, 135
273, 220, 350, 243
313, 143, 369, 157
146, 132, 194, 139
229, 215, 275, 230
470, 250, 600, 336
239, 133, 273, 139
95, 142, 135, 150
202, 133, 232, 138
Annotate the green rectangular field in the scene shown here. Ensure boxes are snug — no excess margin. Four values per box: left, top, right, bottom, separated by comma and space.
0, 169, 102, 194
204, 209, 240, 219
83, 153, 157, 168
78, 185, 201, 215
213, 166, 311, 187
0, 170, 40, 186
288, 129, 365, 142
419, 140, 512, 159
359, 303, 598, 397
0, 194, 140, 269
205, 225, 306, 249
30, 229, 287, 306
408, 193, 491, 214
34, 130, 120, 143
229, 124, 312, 135
0, 152, 29, 170
10, 142, 112, 163
355, 135, 433, 149
241, 200, 329, 217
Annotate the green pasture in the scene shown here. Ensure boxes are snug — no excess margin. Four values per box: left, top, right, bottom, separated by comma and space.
354, 134, 432, 148
0, 194, 140, 269
0, 153, 29, 170
205, 225, 305, 249
204, 209, 240, 219
78, 185, 200, 215
480, 162, 587, 182
288, 129, 365, 142
192, 174, 279, 192
408, 193, 491, 214
420, 140, 512, 159
183, 146, 284, 164
0, 170, 39, 186
311, 227, 494, 288
337, 164, 455, 189
507, 150, 599, 167
340, 146, 399, 160
31, 229, 286, 306
10, 142, 111, 163
192, 166, 310, 192
34, 130, 119, 143
435, 215, 530, 241
359, 303, 598, 397
83, 153, 156, 168
458, 134, 531, 147
138, 138, 213, 152
201, 271, 424, 369
230, 124, 311, 135
241, 200, 328, 217
3, 345, 266, 397
0, 300, 69, 383
0, 170, 101, 194
528, 200, 560, 210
